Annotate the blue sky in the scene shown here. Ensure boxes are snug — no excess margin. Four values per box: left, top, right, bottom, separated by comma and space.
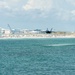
0, 0, 75, 31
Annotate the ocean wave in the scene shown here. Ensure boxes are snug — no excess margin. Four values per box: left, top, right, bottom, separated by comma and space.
45, 43, 75, 47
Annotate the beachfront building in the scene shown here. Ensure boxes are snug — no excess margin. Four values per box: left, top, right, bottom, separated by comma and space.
0, 27, 7, 37
0, 28, 11, 37
4, 30, 10, 34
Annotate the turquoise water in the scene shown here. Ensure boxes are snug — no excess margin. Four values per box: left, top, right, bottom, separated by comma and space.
0, 38, 75, 75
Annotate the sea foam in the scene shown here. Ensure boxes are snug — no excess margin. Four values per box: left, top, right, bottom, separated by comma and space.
46, 43, 75, 47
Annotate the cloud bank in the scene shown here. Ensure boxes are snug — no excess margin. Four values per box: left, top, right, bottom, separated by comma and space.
0, 0, 75, 21
23, 0, 53, 12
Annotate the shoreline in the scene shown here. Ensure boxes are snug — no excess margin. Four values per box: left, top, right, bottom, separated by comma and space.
0, 31, 75, 39
0, 36, 75, 39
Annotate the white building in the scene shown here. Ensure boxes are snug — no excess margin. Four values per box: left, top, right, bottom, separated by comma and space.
4, 30, 10, 35
0, 28, 11, 37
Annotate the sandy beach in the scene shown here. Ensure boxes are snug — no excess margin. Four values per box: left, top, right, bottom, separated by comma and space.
0, 32, 75, 39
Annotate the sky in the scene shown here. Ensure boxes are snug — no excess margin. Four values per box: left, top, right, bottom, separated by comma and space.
0, 0, 75, 31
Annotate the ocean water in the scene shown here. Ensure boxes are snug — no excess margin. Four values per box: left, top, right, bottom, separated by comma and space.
0, 38, 75, 75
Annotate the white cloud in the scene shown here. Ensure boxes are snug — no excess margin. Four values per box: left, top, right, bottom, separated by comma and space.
0, 1, 9, 9
1, 0, 24, 11
23, 0, 53, 11
71, 10, 75, 15
66, 0, 75, 6
22, 0, 75, 21
0, 0, 75, 21
56, 10, 71, 21
0, 0, 23, 17
56, 9, 75, 21
0, 0, 22, 9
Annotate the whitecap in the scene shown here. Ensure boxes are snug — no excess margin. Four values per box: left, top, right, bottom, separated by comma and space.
45, 43, 75, 47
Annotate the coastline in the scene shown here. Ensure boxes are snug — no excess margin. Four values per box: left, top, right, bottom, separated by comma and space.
0, 29, 75, 39
0, 32, 75, 39
0, 35, 75, 39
